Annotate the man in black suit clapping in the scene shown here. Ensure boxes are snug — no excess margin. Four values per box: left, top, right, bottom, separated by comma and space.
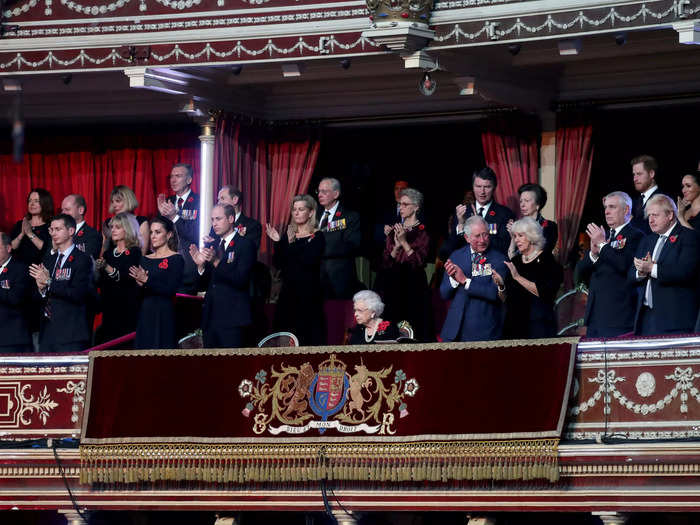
0, 233, 32, 353
29, 214, 92, 352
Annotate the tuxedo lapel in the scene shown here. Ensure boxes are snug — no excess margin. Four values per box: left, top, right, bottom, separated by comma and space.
656, 224, 681, 265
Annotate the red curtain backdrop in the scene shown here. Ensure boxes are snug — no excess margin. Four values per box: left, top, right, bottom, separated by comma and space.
555, 120, 594, 265
481, 117, 539, 215
0, 128, 199, 233
213, 115, 320, 259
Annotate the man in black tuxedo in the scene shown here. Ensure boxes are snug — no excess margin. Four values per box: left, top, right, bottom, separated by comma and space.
439, 167, 515, 259
29, 214, 91, 353
0, 233, 32, 352
630, 155, 661, 234
577, 191, 644, 338
191, 204, 256, 348
631, 194, 700, 336
316, 177, 361, 299
61, 194, 101, 260
158, 163, 200, 294
213, 185, 262, 252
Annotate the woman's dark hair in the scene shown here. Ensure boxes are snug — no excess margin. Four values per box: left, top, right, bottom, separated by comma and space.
150, 216, 179, 252
517, 182, 548, 209
26, 188, 54, 223
685, 172, 700, 188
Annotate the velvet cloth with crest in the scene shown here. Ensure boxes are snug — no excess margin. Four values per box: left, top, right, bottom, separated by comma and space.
272, 233, 326, 346
374, 225, 434, 342
97, 247, 143, 344
134, 253, 184, 350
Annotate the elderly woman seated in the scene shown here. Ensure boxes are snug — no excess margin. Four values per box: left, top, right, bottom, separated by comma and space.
502, 217, 563, 339
349, 290, 402, 344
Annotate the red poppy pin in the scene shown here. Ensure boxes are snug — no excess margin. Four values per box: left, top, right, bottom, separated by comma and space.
68, 255, 74, 263
159, 259, 169, 269
309, 233, 315, 241
77, 230, 84, 237
669, 235, 678, 243
124, 250, 130, 256
335, 211, 341, 218
489, 210, 496, 216
542, 220, 548, 228
237, 224, 244, 232
377, 320, 390, 333
228, 240, 235, 249
187, 196, 194, 203
418, 224, 425, 230
1, 267, 7, 274
479, 257, 487, 265
616, 234, 623, 241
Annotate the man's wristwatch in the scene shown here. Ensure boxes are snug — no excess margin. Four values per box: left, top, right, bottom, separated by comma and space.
28, 233, 36, 240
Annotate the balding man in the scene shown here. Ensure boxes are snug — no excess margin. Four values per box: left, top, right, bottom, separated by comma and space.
631, 194, 700, 335
61, 194, 101, 260
577, 191, 643, 337
316, 177, 361, 299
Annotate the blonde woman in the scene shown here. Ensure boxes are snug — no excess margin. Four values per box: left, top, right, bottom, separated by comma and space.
101, 185, 149, 255
95, 212, 143, 343
265, 194, 326, 345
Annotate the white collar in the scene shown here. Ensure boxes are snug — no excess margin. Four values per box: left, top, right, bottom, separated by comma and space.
641, 185, 658, 203
476, 201, 492, 214
56, 244, 75, 264
0, 256, 11, 271
235, 211, 241, 223
323, 201, 340, 219
658, 221, 677, 238
222, 230, 237, 247
75, 221, 85, 233
613, 220, 631, 237
176, 189, 192, 203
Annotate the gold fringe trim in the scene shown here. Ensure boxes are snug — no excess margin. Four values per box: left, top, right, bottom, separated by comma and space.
79, 439, 559, 485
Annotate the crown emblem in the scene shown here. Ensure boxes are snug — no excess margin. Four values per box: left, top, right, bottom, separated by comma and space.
366, 0, 433, 25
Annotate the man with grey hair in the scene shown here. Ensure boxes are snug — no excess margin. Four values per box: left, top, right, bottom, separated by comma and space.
577, 191, 643, 337
316, 177, 361, 299
0, 232, 32, 352
439, 215, 509, 342
631, 194, 700, 335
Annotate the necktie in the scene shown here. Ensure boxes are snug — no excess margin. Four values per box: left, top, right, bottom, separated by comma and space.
471, 251, 481, 264
644, 234, 667, 308
609, 228, 615, 242
177, 197, 184, 210
320, 210, 330, 231
53, 253, 64, 278
477, 207, 485, 217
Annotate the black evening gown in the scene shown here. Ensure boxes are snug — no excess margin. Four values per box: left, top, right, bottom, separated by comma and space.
97, 246, 143, 344
504, 251, 563, 339
348, 321, 401, 345
135, 254, 184, 350
273, 233, 326, 346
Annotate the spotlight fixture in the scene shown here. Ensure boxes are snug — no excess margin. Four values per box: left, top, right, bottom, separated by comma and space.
615, 33, 627, 46
558, 39, 582, 56
508, 43, 521, 56
418, 71, 436, 96
340, 58, 351, 70
61, 73, 73, 85
231, 65, 242, 76
281, 63, 302, 78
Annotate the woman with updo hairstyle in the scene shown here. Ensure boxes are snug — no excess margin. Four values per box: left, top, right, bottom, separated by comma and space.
129, 216, 184, 349
265, 194, 326, 346
500, 217, 563, 339
508, 183, 558, 255
102, 185, 150, 255
95, 213, 143, 343
677, 172, 700, 231
374, 187, 434, 342
349, 290, 401, 344
10, 188, 53, 265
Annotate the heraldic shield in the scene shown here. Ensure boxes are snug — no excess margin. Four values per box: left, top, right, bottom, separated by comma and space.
308, 355, 349, 432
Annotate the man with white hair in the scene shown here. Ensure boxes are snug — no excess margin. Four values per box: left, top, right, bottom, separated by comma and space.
577, 191, 644, 337
439, 215, 509, 342
631, 194, 700, 335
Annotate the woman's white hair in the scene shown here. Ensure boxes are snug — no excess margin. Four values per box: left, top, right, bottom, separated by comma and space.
352, 290, 385, 317
511, 217, 546, 252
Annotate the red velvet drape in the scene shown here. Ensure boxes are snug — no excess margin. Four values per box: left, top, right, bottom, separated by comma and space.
555, 120, 594, 265
214, 115, 320, 260
481, 118, 539, 215
0, 130, 199, 233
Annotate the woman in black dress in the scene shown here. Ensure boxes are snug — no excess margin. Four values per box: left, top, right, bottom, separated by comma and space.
129, 217, 184, 349
501, 217, 563, 339
266, 194, 326, 346
95, 213, 142, 344
677, 173, 700, 232
508, 183, 558, 256
349, 290, 401, 345
102, 185, 150, 256
374, 188, 434, 342
10, 188, 53, 265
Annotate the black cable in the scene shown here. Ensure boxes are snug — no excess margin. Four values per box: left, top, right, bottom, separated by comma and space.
52, 440, 89, 523
328, 485, 361, 523
320, 479, 337, 524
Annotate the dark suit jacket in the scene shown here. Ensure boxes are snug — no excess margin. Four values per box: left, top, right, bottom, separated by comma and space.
630, 223, 700, 334
317, 203, 361, 299
439, 201, 515, 259
0, 257, 32, 347
630, 188, 661, 234
208, 213, 262, 253
73, 223, 101, 261
577, 223, 644, 337
169, 191, 200, 249
39, 247, 92, 347
439, 245, 508, 342
200, 234, 256, 330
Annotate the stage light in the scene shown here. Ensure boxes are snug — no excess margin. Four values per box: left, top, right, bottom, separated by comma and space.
508, 43, 521, 56
231, 65, 242, 76
418, 72, 436, 96
61, 74, 72, 85
340, 58, 351, 70
558, 39, 582, 56
281, 64, 302, 78
615, 33, 627, 46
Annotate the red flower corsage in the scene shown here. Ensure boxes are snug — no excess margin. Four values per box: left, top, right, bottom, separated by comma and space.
236, 224, 244, 232
309, 233, 315, 241
669, 235, 678, 243
77, 230, 84, 237
187, 196, 194, 203
159, 259, 169, 269
478, 257, 487, 265
377, 320, 390, 333
335, 211, 341, 218
418, 224, 425, 230
68, 255, 74, 262
489, 210, 496, 216
228, 240, 235, 249
1, 267, 7, 274
542, 220, 548, 228
124, 250, 130, 256
616, 234, 623, 241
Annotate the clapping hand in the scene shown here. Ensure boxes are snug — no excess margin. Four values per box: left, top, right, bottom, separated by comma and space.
678, 195, 690, 211
506, 219, 514, 234
491, 269, 505, 288
444, 259, 467, 285
265, 224, 281, 242
634, 252, 653, 276
504, 260, 519, 279
128, 265, 148, 286
586, 223, 607, 255
393, 223, 407, 243
28, 263, 50, 290
286, 224, 296, 243
157, 196, 177, 220
189, 244, 207, 266
383, 225, 392, 236
21, 217, 33, 237
455, 204, 467, 225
